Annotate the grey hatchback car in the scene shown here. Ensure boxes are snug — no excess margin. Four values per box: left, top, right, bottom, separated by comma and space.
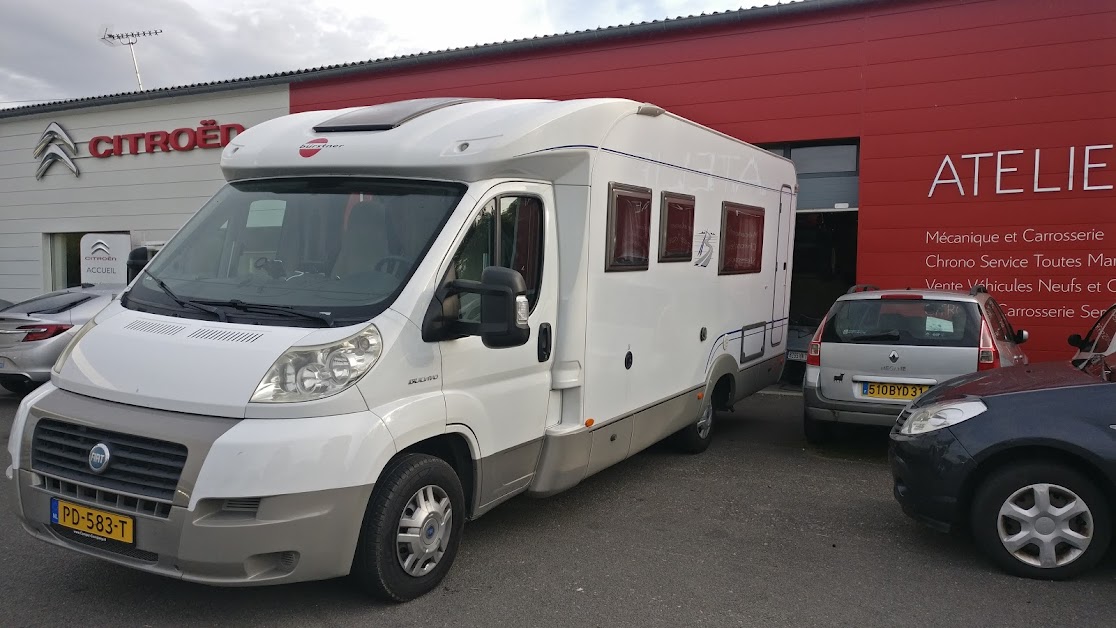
803, 284, 1029, 443
0, 285, 117, 394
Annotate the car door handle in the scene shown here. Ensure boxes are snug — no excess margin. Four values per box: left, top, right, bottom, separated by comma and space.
538, 323, 552, 363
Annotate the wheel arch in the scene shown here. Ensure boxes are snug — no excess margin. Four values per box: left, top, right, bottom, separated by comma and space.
960, 444, 1116, 524
706, 353, 738, 411
396, 429, 478, 518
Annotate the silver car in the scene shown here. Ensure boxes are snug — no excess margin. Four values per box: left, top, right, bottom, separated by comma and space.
0, 286, 117, 395
803, 284, 1029, 443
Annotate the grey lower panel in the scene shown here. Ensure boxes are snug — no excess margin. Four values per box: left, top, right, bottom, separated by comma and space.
527, 385, 702, 498
735, 354, 784, 403
803, 385, 905, 426
16, 469, 372, 586
472, 438, 543, 517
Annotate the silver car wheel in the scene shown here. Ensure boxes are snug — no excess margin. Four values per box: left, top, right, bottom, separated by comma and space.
396, 484, 452, 577
997, 482, 1093, 569
696, 404, 713, 439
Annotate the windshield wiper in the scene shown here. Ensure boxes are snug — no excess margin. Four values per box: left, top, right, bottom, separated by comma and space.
848, 331, 901, 342
144, 271, 228, 322
197, 299, 334, 327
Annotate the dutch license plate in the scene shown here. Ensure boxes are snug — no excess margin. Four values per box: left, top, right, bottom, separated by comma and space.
787, 351, 807, 362
861, 382, 929, 401
51, 498, 135, 544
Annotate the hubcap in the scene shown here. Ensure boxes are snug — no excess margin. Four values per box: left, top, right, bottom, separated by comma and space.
997, 483, 1093, 569
696, 404, 713, 439
396, 485, 452, 577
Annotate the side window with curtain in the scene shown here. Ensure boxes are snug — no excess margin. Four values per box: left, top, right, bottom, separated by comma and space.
446, 195, 544, 324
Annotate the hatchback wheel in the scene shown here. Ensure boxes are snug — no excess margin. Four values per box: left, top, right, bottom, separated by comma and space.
971, 462, 1110, 580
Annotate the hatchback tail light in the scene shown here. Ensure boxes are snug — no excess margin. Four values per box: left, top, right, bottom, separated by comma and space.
978, 319, 999, 371
19, 324, 73, 342
806, 314, 829, 367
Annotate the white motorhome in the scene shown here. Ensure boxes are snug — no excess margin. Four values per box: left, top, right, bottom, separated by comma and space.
6, 97, 797, 601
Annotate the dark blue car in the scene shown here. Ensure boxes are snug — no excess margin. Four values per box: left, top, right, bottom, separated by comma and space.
889, 350, 1116, 580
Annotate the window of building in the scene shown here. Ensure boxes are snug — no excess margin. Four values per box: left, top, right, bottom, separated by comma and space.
447, 195, 545, 323
719, 203, 763, 275
606, 183, 652, 272
658, 192, 695, 262
759, 140, 860, 210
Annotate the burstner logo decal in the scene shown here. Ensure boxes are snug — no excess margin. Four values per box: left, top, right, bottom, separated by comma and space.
299, 137, 344, 158
34, 121, 80, 180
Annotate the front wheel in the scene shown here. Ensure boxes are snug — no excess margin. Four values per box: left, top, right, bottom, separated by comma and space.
351, 454, 466, 602
970, 462, 1111, 580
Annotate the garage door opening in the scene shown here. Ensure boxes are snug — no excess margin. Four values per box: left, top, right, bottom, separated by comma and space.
781, 210, 858, 384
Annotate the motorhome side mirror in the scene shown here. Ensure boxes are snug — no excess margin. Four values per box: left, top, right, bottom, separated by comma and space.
1068, 333, 1084, 349
1014, 329, 1029, 344
126, 247, 153, 282
479, 266, 531, 349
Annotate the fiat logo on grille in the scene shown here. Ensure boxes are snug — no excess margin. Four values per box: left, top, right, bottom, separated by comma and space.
88, 443, 111, 474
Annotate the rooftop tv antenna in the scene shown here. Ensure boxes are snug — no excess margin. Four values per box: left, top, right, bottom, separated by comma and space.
99, 25, 163, 91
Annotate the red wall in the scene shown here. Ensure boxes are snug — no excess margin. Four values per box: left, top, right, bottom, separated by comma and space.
291, 0, 1116, 363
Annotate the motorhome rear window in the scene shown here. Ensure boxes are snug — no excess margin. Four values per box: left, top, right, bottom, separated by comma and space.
820, 298, 981, 347
659, 192, 695, 262
719, 203, 763, 275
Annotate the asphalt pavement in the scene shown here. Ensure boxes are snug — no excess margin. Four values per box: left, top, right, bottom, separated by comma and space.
1, 387, 1114, 627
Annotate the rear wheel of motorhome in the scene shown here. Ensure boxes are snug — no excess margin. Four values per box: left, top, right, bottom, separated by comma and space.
351, 454, 466, 602
672, 396, 716, 453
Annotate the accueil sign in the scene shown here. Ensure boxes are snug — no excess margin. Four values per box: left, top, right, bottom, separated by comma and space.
929, 144, 1114, 197
80, 233, 131, 286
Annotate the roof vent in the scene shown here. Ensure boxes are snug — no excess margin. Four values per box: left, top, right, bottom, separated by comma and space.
312, 97, 490, 133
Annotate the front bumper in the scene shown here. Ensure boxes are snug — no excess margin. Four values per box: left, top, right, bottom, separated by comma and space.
803, 384, 906, 426
888, 423, 975, 533
13, 469, 371, 585
7, 386, 387, 586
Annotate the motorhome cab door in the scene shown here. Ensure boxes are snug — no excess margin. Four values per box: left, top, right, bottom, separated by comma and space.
435, 182, 559, 510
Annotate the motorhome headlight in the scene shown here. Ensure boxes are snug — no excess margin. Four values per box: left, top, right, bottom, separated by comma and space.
251, 324, 383, 403
899, 399, 987, 436
52, 317, 98, 374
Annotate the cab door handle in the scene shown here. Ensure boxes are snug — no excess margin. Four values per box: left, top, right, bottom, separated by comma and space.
538, 323, 552, 362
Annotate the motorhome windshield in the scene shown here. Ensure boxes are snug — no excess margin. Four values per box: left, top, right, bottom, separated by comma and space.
123, 177, 466, 326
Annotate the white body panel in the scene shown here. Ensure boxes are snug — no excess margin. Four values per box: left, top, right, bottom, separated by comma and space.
9, 98, 796, 555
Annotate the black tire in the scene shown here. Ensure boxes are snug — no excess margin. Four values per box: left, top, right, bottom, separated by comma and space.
970, 462, 1111, 580
351, 453, 466, 602
672, 397, 715, 454
803, 412, 834, 445
1, 380, 39, 395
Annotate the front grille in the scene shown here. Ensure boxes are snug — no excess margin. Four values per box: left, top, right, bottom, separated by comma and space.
43, 476, 172, 519
32, 418, 188, 503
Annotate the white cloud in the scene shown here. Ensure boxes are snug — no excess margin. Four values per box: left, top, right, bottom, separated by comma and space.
0, 0, 772, 108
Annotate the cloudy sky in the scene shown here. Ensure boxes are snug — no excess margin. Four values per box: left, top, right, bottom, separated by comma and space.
0, 0, 772, 109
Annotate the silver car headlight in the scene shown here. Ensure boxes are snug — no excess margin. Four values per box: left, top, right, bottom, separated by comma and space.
900, 399, 987, 436
52, 317, 98, 374
250, 324, 383, 403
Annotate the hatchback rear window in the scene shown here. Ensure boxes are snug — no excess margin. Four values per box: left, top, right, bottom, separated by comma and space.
0, 291, 94, 315
820, 298, 981, 347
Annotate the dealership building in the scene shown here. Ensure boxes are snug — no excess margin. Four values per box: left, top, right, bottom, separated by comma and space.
0, 0, 1112, 362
